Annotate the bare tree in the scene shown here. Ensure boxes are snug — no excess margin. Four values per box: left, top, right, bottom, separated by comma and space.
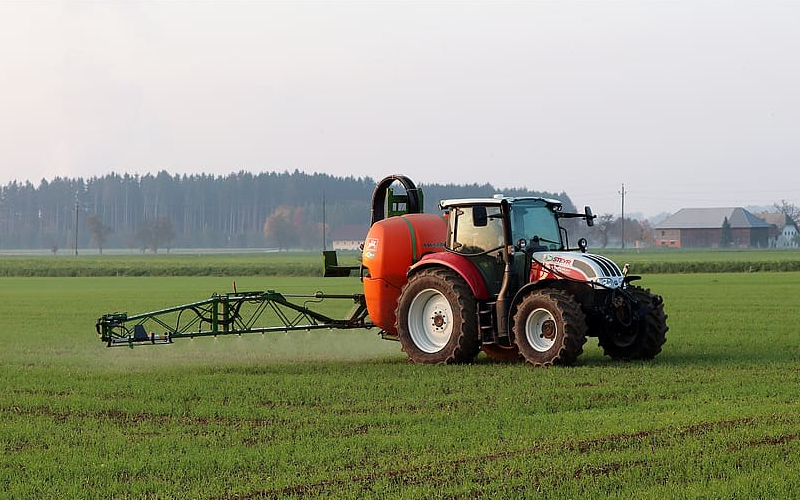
774, 199, 800, 225
594, 214, 615, 248
135, 216, 175, 253
263, 206, 299, 251
85, 214, 114, 254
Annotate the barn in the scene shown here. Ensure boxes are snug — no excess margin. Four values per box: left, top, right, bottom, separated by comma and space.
655, 207, 771, 248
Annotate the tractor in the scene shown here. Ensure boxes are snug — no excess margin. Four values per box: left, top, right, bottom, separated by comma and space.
361, 175, 667, 365
96, 174, 667, 367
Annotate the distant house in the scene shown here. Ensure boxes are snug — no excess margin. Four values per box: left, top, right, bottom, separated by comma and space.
756, 212, 799, 248
654, 207, 771, 248
331, 225, 368, 251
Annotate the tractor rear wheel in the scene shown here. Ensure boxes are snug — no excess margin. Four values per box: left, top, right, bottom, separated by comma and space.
481, 344, 521, 362
512, 289, 587, 367
598, 286, 667, 360
396, 268, 480, 364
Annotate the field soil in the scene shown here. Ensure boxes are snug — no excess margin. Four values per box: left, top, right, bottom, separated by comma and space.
2, 271, 800, 498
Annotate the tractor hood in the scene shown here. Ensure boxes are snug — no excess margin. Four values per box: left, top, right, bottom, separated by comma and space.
532, 251, 624, 289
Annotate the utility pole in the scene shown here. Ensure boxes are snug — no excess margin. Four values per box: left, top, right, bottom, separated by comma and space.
619, 183, 626, 249
74, 195, 79, 256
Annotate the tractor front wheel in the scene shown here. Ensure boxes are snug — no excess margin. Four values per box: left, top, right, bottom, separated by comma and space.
598, 286, 668, 360
396, 268, 480, 364
512, 289, 587, 367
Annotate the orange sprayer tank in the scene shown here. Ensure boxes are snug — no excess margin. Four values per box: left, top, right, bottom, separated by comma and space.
362, 213, 447, 333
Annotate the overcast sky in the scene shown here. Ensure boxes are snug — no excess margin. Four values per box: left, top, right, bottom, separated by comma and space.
1, 1, 798, 216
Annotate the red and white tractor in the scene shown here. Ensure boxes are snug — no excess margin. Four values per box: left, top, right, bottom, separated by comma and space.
362, 175, 667, 365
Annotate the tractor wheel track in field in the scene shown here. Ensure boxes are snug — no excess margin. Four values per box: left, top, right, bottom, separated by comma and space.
5, 405, 289, 429
5, 406, 798, 497
206, 412, 800, 500
3, 405, 394, 442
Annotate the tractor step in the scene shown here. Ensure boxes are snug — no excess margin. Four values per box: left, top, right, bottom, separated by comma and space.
477, 301, 497, 341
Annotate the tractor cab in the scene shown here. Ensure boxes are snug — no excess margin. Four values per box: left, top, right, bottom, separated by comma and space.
440, 196, 594, 297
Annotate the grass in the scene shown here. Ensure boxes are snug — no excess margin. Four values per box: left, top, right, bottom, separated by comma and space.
2, 248, 800, 276
0, 251, 363, 277
2, 272, 800, 498
601, 248, 800, 273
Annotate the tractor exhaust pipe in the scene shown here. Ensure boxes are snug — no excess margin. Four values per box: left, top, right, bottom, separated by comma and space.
494, 199, 517, 340
494, 256, 517, 340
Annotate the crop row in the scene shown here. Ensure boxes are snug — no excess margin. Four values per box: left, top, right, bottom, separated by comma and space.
0, 252, 347, 277
2, 250, 800, 276
221, 412, 800, 500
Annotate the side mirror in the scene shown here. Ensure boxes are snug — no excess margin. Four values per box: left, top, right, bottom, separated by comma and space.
472, 206, 487, 227
578, 237, 588, 253
584, 206, 595, 227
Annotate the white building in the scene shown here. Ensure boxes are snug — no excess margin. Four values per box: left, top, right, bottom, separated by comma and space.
756, 213, 799, 248
331, 225, 368, 251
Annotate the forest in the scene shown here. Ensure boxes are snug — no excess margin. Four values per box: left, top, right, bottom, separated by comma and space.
0, 170, 573, 251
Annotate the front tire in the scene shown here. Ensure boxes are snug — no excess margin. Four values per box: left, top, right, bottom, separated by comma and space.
598, 286, 667, 360
396, 268, 480, 364
512, 289, 587, 367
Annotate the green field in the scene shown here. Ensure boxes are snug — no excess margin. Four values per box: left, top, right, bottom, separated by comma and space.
3, 268, 800, 498
0, 251, 363, 277
601, 248, 800, 273
2, 248, 800, 276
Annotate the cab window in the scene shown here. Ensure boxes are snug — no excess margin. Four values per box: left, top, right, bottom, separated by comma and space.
451, 205, 504, 254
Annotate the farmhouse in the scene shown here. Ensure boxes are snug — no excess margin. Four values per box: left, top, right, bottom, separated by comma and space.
755, 212, 799, 248
654, 207, 771, 248
330, 224, 368, 251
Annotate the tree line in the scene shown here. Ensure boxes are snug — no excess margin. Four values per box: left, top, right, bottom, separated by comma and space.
0, 170, 574, 252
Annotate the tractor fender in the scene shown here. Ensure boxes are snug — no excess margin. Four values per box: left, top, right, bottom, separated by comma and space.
407, 252, 490, 300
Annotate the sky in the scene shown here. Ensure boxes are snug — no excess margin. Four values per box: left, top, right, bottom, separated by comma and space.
1, 1, 799, 217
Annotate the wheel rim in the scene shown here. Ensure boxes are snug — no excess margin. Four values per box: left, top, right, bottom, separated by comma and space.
525, 308, 557, 352
407, 288, 453, 353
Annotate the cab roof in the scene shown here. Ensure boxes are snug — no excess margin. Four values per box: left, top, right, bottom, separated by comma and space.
438, 196, 563, 210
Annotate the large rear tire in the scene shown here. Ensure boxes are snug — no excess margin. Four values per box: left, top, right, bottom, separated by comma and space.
598, 286, 667, 360
512, 289, 587, 367
396, 268, 480, 364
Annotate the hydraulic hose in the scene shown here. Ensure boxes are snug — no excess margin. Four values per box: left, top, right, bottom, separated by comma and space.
370, 175, 422, 226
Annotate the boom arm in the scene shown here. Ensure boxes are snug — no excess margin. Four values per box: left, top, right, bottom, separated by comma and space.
96, 289, 372, 347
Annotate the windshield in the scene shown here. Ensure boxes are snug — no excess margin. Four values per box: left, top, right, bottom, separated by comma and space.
509, 200, 562, 250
